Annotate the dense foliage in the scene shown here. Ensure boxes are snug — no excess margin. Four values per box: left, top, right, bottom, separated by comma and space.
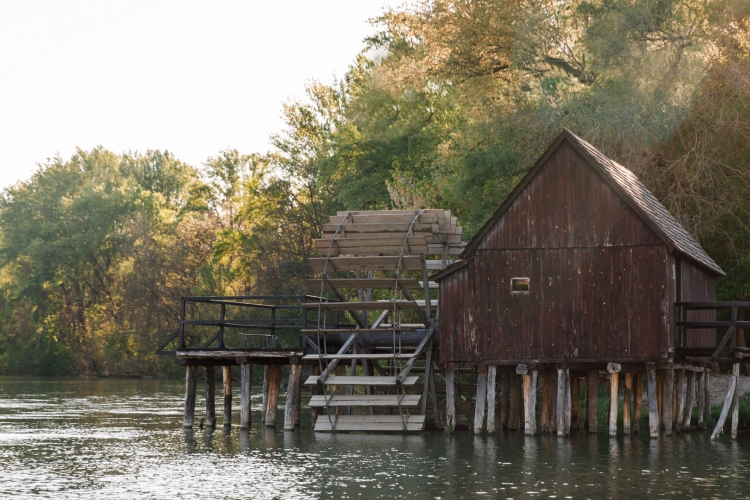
2, 0, 750, 375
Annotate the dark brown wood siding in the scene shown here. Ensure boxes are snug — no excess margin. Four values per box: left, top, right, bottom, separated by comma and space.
680, 258, 717, 347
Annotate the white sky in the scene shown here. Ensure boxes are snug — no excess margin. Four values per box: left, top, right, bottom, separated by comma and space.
0, 1, 397, 189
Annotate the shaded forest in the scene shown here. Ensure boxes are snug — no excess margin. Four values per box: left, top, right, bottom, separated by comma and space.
2, 0, 750, 376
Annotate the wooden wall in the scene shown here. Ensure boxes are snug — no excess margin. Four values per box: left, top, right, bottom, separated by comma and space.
680, 258, 717, 347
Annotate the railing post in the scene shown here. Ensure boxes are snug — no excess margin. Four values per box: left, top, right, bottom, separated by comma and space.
731, 302, 738, 349
301, 295, 307, 331
271, 306, 276, 348
179, 298, 186, 350
218, 303, 226, 349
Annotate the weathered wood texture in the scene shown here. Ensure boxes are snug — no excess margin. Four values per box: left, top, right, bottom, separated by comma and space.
183, 365, 197, 429
647, 365, 659, 438
508, 375, 522, 430
474, 371, 488, 434
586, 370, 598, 433
445, 364, 456, 431
223, 366, 232, 427
240, 363, 251, 429
264, 365, 281, 427
623, 372, 632, 435
633, 372, 643, 434
684, 371, 696, 429
609, 372, 619, 437
500, 373, 510, 429
696, 371, 706, 429
204, 366, 216, 428
570, 377, 580, 431
523, 371, 538, 435
680, 259, 717, 347
284, 364, 302, 430
486, 366, 497, 434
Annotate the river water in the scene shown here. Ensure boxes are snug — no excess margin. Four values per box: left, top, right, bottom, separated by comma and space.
0, 376, 748, 499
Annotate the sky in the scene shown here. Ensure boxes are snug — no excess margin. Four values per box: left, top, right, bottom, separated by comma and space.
0, 1, 397, 189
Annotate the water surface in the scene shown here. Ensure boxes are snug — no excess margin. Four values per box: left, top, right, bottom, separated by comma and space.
0, 376, 748, 499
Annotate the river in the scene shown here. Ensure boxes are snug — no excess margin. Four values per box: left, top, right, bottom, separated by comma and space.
0, 376, 748, 498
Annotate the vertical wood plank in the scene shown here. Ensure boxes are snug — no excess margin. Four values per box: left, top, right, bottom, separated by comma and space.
731, 363, 740, 439
623, 372, 632, 435
523, 371, 538, 435
696, 371, 706, 430
557, 367, 568, 437
474, 370, 488, 434
683, 371, 696, 430
704, 370, 712, 429
587, 370, 598, 433
633, 372, 643, 434
445, 363, 456, 431
487, 366, 497, 434
675, 369, 686, 433
205, 366, 216, 428
647, 364, 659, 438
609, 371, 619, 437
183, 365, 197, 429
570, 377, 580, 431
264, 365, 281, 427
541, 372, 551, 433
240, 363, 252, 430
509, 375, 523, 431
284, 363, 303, 431
664, 368, 674, 436
262, 366, 269, 423
223, 365, 232, 427
500, 373, 510, 429
548, 370, 558, 433
657, 370, 665, 430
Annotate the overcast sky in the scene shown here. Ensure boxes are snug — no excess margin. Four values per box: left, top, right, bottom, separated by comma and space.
0, 1, 396, 189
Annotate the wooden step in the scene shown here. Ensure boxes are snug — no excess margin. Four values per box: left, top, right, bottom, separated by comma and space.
302, 300, 427, 312
314, 414, 426, 432
309, 256, 424, 272
302, 353, 416, 360
308, 395, 421, 407
305, 278, 437, 290
304, 375, 419, 387
301, 326, 425, 334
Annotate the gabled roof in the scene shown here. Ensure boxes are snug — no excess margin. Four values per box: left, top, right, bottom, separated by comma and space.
456, 129, 724, 276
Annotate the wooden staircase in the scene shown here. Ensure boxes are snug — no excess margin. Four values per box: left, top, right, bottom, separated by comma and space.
304, 209, 464, 432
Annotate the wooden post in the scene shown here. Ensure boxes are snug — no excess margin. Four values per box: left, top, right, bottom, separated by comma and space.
240, 363, 252, 430
500, 373, 510, 429
284, 363, 303, 431
675, 369, 686, 433
509, 374, 522, 430
445, 363, 456, 431
487, 366, 497, 434
223, 366, 232, 427
587, 370, 598, 433
657, 370, 665, 430
623, 372, 633, 435
646, 363, 659, 438
607, 363, 620, 438
205, 366, 216, 428
262, 366, 269, 423
731, 363, 740, 439
696, 371, 706, 430
474, 368, 488, 434
633, 372, 643, 434
183, 365, 197, 428
570, 377, 580, 431
683, 371, 696, 430
704, 370, 712, 428
711, 363, 738, 439
294, 366, 303, 426
310, 365, 321, 425
556, 367, 569, 437
664, 367, 674, 436
541, 372, 551, 433
264, 364, 281, 427
519, 365, 537, 435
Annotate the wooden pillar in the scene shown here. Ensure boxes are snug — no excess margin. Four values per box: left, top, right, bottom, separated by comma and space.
657, 370, 665, 430
284, 363, 303, 431
264, 364, 281, 427
519, 365, 537, 435
541, 372, 551, 433
310, 365, 321, 425
445, 363, 456, 431
262, 366, 269, 423
623, 372, 633, 435
704, 370, 712, 428
675, 369, 686, 433
586, 370, 598, 433
664, 367, 674, 436
474, 368, 488, 434
500, 373, 510, 429
570, 377, 580, 431
223, 366, 232, 427
696, 371, 706, 430
240, 363, 252, 430
294, 366, 303, 426
712, 363, 738, 439
633, 372, 643, 434
646, 363, 659, 438
607, 363, 620, 438
205, 366, 216, 428
183, 365, 197, 428
731, 363, 740, 439
683, 371, 696, 430
487, 366, 497, 434
509, 374, 522, 430
557, 367, 569, 437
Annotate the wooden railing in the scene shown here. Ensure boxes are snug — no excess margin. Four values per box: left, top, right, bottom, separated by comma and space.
674, 301, 750, 359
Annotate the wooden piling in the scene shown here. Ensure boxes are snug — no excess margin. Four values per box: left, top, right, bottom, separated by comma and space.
683, 371, 696, 430
623, 372, 632, 435
657, 370, 665, 430
541, 372, 551, 433
607, 363, 620, 438
264, 365, 281, 427
664, 367, 674, 436
646, 363, 659, 438
183, 365, 197, 429
262, 366, 269, 423
294, 366, 303, 427
546, 370, 558, 434
310, 365, 321, 425
500, 373, 510, 429
696, 371, 706, 430
487, 366, 497, 434
205, 366, 216, 428
223, 365, 232, 427
675, 369, 686, 433
519, 365, 537, 435
587, 370, 598, 433
445, 363, 456, 431
633, 372, 643, 434
711, 363, 738, 439
240, 363, 252, 430
509, 374, 522, 430
570, 377, 580, 431
704, 370, 712, 428
474, 369, 488, 434
557, 367, 569, 437
731, 363, 740, 439
284, 363, 303, 431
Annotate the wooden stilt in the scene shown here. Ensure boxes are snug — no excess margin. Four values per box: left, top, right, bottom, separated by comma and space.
262, 366, 269, 423
607, 364, 620, 438
664, 367, 674, 436
223, 365, 232, 427
519, 365, 537, 435
675, 369, 686, 433
556, 367, 568, 437
445, 363, 456, 431
541, 372, 551, 433
284, 363, 302, 430
712, 364, 738, 439
646, 363, 658, 438
500, 373, 510, 429
430, 361, 442, 429
205, 366, 216, 428
183, 365, 197, 428
657, 370, 665, 430
570, 377, 580, 431
310, 365, 321, 425
548, 370, 558, 433
683, 371, 696, 430
264, 365, 281, 427
696, 371, 706, 430
587, 370, 598, 433
704, 370, 712, 428
731, 363, 740, 439
487, 366, 497, 434
633, 372, 643, 434
509, 375, 523, 430
294, 366, 303, 426
240, 363, 252, 430
474, 369, 488, 434
623, 372, 632, 435
565, 372, 572, 435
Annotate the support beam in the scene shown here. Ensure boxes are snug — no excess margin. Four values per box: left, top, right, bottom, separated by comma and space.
570, 377, 580, 431
664, 367, 674, 436
557, 367, 569, 437
500, 373, 510, 429
683, 371, 696, 430
183, 365, 197, 429
731, 363, 740, 439
711, 363, 738, 439
657, 370, 665, 430
262, 366, 269, 423
264, 365, 281, 427
445, 363, 456, 431
646, 363, 659, 438
223, 366, 232, 427
541, 372, 551, 433
284, 363, 303, 430
675, 369, 686, 434
240, 363, 252, 430
607, 364, 620, 438
310, 365, 321, 425
633, 372, 643, 434
696, 371, 706, 430
587, 370, 598, 434
487, 366, 497, 434
205, 366, 216, 428
509, 374, 522, 431
520, 366, 537, 436
623, 372, 633, 435
474, 369, 488, 434
704, 370, 712, 429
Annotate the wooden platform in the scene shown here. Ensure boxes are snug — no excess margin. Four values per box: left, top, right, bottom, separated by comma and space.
308, 395, 421, 407
304, 376, 420, 387
175, 349, 304, 365
313, 414, 427, 432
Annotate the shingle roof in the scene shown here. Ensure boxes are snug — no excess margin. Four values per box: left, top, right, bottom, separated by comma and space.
456, 129, 724, 276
